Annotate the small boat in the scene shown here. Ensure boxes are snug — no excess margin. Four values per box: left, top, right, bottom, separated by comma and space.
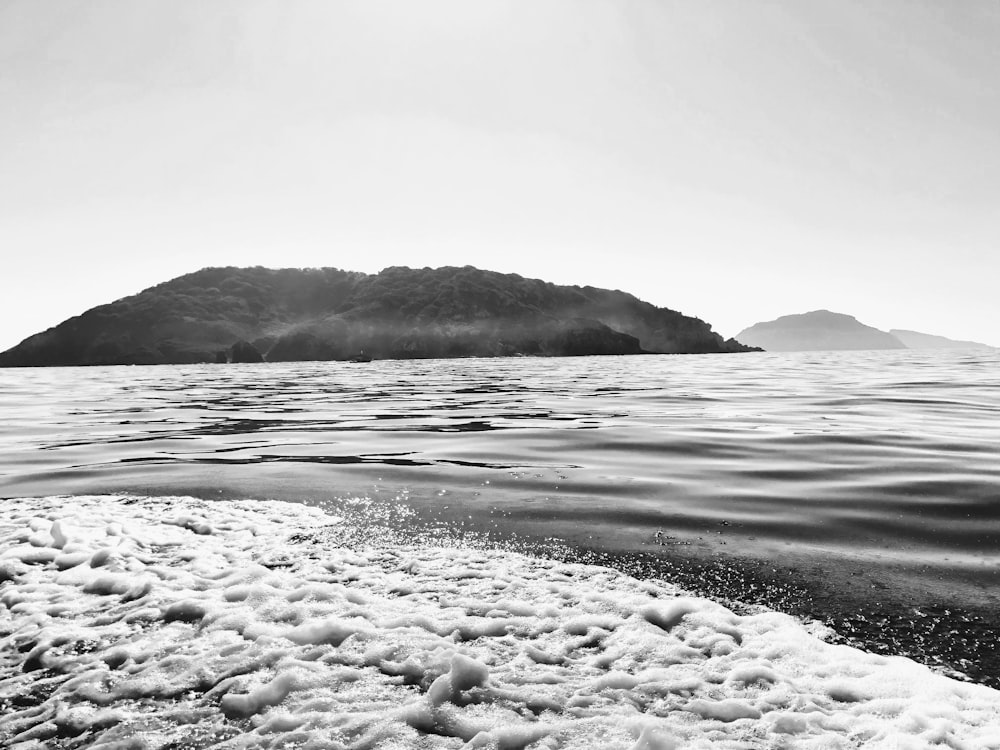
348, 351, 373, 363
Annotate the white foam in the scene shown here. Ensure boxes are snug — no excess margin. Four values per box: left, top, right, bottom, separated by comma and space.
1, 495, 998, 749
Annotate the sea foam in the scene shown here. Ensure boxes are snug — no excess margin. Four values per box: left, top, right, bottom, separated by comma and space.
1, 495, 998, 749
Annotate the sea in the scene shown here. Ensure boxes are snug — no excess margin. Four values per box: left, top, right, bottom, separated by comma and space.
2, 348, 999, 686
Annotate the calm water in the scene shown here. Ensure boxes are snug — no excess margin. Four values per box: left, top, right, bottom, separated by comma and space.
2, 350, 999, 610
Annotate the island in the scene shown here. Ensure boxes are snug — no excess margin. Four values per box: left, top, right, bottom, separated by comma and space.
0, 265, 755, 366
888, 329, 995, 351
734, 310, 907, 352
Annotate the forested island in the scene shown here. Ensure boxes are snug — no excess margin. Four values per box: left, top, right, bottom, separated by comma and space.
0, 265, 754, 366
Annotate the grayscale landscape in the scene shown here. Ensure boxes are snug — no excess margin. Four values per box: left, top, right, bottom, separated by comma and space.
2, 2, 999, 748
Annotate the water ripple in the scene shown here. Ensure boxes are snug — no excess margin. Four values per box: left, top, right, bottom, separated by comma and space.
1, 349, 998, 598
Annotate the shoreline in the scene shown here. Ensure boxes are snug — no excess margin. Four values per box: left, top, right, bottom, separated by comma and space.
5, 484, 997, 691
322, 495, 1000, 691
3, 494, 999, 749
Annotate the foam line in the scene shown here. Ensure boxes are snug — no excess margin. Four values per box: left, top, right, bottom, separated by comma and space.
2, 495, 998, 749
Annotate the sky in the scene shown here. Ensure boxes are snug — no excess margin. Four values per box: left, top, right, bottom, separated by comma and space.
1, 0, 999, 350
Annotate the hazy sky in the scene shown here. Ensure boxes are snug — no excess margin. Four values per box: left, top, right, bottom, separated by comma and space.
2, 0, 998, 349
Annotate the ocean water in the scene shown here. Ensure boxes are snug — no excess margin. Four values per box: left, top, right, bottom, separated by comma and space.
2, 349, 999, 683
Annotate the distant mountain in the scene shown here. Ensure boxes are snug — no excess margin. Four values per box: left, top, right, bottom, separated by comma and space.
735, 310, 907, 352
888, 329, 995, 351
0, 265, 755, 367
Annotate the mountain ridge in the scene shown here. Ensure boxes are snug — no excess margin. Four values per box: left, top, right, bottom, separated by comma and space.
888, 329, 995, 351
735, 310, 907, 352
0, 265, 755, 366
736, 310, 995, 352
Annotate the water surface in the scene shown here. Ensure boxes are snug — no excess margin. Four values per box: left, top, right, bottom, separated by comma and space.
2, 349, 999, 679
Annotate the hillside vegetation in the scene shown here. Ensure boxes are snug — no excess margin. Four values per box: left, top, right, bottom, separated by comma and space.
0, 266, 753, 366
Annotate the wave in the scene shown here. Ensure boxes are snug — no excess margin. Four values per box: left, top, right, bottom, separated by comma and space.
2, 495, 998, 749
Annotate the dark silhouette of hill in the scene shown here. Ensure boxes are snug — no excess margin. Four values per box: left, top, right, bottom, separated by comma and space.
0, 265, 754, 367
735, 310, 907, 352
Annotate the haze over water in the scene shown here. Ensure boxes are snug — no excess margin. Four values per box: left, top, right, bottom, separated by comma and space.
3, 349, 998, 606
